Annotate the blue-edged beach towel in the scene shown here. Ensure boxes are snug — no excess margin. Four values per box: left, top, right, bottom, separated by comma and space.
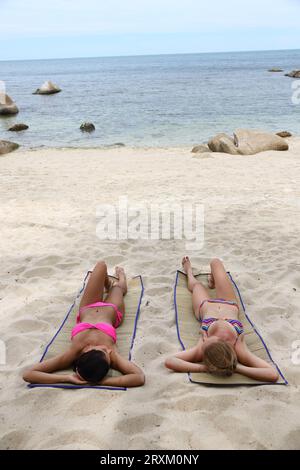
174, 270, 287, 386
28, 272, 144, 391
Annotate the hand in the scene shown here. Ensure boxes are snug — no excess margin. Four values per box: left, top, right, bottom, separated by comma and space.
67, 373, 88, 385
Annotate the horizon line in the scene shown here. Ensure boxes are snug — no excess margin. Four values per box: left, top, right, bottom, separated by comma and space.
1, 47, 299, 63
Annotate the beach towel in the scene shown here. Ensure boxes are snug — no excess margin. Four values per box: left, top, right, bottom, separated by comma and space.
174, 270, 287, 385
28, 272, 144, 390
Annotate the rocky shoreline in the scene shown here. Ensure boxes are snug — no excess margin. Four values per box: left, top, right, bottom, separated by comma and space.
1, 67, 299, 155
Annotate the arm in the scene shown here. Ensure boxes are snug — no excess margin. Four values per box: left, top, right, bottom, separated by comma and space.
22, 348, 83, 385
99, 351, 145, 388
165, 338, 206, 373
236, 363, 279, 382
235, 334, 279, 383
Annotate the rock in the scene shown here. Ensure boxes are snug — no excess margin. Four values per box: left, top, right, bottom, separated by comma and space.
0, 140, 19, 155
191, 144, 210, 153
8, 123, 29, 132
0, 94, 19, 115
208, 133, 240, 154
105, 142, 126, 148
276, 131, 292, 138
233, 129, 289, 154
285, 70, 300, 78
33, 80, 61, 95
208, 129, 289, 155
80, 122, 95, 132
112, 142, 125, 147
268, 68, 283, 72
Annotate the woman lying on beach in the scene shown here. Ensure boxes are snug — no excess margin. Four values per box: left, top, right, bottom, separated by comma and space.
165, 257, 279, 382
23, 261, 145, 387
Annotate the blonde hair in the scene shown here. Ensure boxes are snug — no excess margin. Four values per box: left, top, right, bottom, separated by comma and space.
203, 341, 237, 376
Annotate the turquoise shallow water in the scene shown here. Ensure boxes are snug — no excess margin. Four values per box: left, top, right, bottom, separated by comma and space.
0, 50, 300, 148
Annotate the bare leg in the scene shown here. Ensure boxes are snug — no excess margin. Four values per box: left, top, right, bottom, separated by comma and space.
79, 261, 107, 310
210, 258, 238, 302
105, 267, 127, 320
104, 274, 113, 292
182, 256, 211, 320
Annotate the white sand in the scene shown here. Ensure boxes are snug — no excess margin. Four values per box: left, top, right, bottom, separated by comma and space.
0, 139, 300, 450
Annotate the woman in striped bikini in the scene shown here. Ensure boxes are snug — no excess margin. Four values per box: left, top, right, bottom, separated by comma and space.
165, 257, 278, 382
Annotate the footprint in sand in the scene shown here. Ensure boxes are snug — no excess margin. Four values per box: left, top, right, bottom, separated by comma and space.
10, 318, 49, 333
0, 430, 27, 450
282, 429, 300, 450
139, 339, 172, 359
38, 430, 101, 450
21, 267, 56, 279
116, 412, 164, 435
104, 255, 126, 266
35, 255, 62, 266
5, 336, 41, 367
54, 261, 79, 269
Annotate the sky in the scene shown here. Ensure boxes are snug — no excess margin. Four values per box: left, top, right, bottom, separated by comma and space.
0, 0, 300, 60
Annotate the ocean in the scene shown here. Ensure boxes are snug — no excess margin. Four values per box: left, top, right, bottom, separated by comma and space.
1, 49, 300, 148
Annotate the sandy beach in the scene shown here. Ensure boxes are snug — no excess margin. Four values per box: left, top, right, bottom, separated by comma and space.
0, 139, 300, 450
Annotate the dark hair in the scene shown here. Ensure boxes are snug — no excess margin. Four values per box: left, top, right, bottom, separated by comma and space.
73, 350, 110, 383
203, 341, 237, 377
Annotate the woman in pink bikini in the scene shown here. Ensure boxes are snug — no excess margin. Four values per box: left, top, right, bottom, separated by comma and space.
165, 257, 279, 382
23, 261, 145, 387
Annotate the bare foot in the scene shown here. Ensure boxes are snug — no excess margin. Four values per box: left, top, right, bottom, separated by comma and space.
115, 266, 127, 295
182, 256, 192, 274
207, 273, 215, 289
115, 266, 125, 278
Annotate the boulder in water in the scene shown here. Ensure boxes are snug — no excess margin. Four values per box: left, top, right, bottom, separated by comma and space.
268, 68, 283, 72
112, 142, 125, 147
285, 70, 300, 78
8, 123, 29, 132
0, 94, 19, 115
33, 81, 61, 95
105, 142, 126, 148
0, 140, 19, 155
80, 122, 95, 132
